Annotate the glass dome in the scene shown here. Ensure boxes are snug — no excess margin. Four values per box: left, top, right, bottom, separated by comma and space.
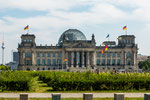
58, 29, 87, 45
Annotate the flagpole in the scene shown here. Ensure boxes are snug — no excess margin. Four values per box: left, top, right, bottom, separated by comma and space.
27, 25, 29, 34
126, 25, 127, 35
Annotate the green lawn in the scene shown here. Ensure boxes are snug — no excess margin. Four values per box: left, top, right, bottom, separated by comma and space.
0, 98, 144, 100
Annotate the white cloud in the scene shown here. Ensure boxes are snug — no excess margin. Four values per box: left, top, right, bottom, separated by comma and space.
0, 0, 150, 63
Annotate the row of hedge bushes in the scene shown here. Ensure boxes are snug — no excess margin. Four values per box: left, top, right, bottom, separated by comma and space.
38, 71, 150, 91
0, 71, 36, 91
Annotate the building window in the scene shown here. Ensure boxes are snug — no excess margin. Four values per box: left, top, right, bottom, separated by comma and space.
126, 52, 131, 58
57, 53, 62, 57
42, 53, 45, 57
47, 59, 51, 65
117, 59, 120, 65
24, 39, 27, 42
37, 53, 40, 57
43, 68, 45, 70
107, 53, 111, 57
127, 60, 131, 65
107, 59, 110, 65
97, 53, 100, 57
26, 60, 31, 65
52, 59, 56, 65
37, 68, 40, 70
112, 53, 115, 57
57, 59, 62, 65
102, 54, 105, 57
52, 53, 56, 57
47, 53, 50, 57
112, 59, 116, 65
36, 59, 40, 66
48, 68, 50, 70
96, 59, 100, 65
42, 59, 45, 65
102, 59, 105, 65
26, 53, 31, 57
117, 53, 120, 57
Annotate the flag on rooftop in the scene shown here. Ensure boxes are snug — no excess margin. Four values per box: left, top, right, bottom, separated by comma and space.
63, 58, 67, 62
123, 26, 127, 30
106, 34, 109, 38
1, 42, 5, 49
102, 48, 105, 54
24, 25, 29, 30
105, 45, 108, 51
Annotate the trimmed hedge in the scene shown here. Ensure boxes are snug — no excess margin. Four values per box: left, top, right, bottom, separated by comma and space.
0, 71, 35, 91
38, 71, 150, 91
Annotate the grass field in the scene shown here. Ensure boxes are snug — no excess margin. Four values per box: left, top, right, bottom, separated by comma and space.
0, 98, 144, 100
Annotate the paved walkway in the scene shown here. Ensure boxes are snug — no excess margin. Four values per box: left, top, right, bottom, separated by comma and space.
0, 93, 147, 98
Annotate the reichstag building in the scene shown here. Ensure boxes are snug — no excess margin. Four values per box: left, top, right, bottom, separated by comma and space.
18, 29, 138, 72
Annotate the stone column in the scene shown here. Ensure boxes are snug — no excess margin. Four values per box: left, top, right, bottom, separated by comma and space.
125, 51, 126, 65
71, 52, 73, 67
134, 51, 137, 65
76, 51, 79, 68
93, 51, 96, 66
61, 50, 65, 69
121, 51, 124, 65
105, 53, 107, 66
19, 51, 23, 65
86, 51, 89, 68
82, 51, 84, 68
23, 52, 25, 65
110, 53, 112, 65
83, 93, 93, 100
31, 52, 34, 66
20, 94, 28, 100
66, 52, 68, 68
114, 93, 124, 100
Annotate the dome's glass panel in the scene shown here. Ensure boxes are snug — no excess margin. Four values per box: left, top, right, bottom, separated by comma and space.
58, 29, 87, 44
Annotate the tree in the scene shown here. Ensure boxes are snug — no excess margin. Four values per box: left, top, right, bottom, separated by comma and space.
138, 59, 150, 71
0, 65, 10, 70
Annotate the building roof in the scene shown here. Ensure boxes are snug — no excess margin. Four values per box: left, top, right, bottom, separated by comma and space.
58, 29, 87, 45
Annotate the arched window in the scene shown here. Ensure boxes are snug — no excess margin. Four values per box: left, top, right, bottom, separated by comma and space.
126, 52, 131, 58
127, 60, 131, 65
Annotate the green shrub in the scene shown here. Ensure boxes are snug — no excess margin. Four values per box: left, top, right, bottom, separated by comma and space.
38, 71, 150, 91
0, 71, 35, 91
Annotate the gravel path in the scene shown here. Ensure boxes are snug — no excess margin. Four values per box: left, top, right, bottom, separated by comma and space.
0, 93, 147, 98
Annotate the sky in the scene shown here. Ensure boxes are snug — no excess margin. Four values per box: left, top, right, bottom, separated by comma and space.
0, 0, 150, 64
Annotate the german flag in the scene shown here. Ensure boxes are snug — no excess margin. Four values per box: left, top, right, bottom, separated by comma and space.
63, 58, 67, 62
105, 45, 108, 51
102, 48, 105, 54
24, 25, 29, 30
123, 26, 127, 30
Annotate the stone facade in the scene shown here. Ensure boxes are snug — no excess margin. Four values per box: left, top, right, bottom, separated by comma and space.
18, 29, 138, 72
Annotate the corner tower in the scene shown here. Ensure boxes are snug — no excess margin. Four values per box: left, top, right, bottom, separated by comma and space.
18, 34, 36, 70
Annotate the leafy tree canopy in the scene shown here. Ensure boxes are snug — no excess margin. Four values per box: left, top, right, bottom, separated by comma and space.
0, 65, 10, 70
138, 59, 150, 70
